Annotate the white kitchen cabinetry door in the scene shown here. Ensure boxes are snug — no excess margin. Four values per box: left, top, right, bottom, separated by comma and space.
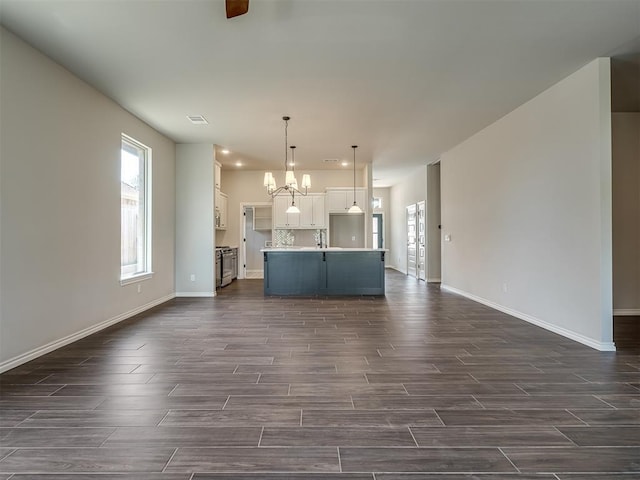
326, 190, 348, 212
273, 195, 300, 228
214, 162, 221, 190
214, 189, 228, 230
219, 192, 228, 229
326, 188, 367, 212
299, 194, 325, 228
346, 189, 367, 211
312, 195, 326, 228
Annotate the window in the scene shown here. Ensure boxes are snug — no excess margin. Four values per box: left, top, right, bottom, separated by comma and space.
373, 213, 383, 249
120, 134, 152, 283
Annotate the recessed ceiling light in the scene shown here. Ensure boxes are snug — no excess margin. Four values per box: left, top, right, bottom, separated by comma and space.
288, 162, 295, 167
235, 161, 242, 167
341, 161, 349, 167
221, 149, 230, 155
187, 115, 208, 125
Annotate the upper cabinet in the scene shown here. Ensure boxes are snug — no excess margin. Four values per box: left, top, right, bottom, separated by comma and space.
219, 192, 228, 229
299, 194, 326, 228
326, 188, 367, 213
215, 188, 228, 230
214, 162, 221, 190
214, 161, 228, 230
273, 194, 300, 228
274, 193, 325, 229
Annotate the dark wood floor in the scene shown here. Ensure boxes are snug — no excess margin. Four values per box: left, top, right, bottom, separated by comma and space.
1, 270, 639, 479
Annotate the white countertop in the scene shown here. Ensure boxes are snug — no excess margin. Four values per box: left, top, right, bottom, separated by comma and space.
261, 247, 388, 252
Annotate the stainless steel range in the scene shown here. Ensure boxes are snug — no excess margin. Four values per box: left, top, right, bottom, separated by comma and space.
216, 246, 237, 288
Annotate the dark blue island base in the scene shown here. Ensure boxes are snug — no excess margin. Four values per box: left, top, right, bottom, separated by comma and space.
263, 249, 386, 296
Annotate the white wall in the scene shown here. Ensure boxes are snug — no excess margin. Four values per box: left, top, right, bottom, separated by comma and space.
426, 163, 442, 282
441, 58, 613, 351
389, 166, 427, 272
612, 112, 640, 314
175, 144, 215, 296
0, 28, 176, 370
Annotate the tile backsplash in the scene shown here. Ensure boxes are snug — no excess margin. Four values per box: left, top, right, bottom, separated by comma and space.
273, 229, 327, 247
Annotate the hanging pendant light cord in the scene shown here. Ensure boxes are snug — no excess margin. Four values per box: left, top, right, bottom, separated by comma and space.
283, 116, 289, 172
352, 145, 357, 206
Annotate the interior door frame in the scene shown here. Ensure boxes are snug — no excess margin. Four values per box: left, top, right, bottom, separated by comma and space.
417, 200, 426, 281
239, 201, 272, 280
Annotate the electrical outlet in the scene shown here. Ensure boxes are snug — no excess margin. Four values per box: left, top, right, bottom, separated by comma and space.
137, 284, 142, 294
502, 282, 508, 293
190, 274, 196, 282
352, 236, 356, 241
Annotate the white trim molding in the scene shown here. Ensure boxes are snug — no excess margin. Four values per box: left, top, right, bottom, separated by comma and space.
388, 266, 406, 274
440, 284, 616, 352
0, 293, 176, 374
614, 309, 640, 316
245, 270, 264, 279
175, 292, 216, 297
427, 277, 442, 283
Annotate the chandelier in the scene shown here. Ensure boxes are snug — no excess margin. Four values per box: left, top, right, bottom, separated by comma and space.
263, 116, 311, 214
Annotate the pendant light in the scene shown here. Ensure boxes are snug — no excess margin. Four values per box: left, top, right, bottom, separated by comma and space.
348, 145, 363, 213
263, 116, 310, 202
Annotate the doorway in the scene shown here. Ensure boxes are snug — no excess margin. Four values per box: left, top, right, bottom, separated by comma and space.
241, 203, 272, 279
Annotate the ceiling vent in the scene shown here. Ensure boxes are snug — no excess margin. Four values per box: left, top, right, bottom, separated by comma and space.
187, 115, 208, 125
323, 158, 339, 163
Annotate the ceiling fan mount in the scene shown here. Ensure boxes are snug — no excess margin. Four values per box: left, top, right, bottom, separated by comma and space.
226, 0, 249, 18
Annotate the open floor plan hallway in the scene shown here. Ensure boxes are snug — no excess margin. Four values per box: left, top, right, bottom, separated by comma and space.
1, 271, 639, 478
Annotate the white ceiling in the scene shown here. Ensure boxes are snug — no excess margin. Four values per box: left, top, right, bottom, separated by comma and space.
1, 0, 638, 186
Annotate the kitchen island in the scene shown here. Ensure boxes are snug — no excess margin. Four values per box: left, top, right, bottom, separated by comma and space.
262, 248, 386, 296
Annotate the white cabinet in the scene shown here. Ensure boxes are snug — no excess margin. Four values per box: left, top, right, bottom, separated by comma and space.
299, 194, 325, 228
215, 189, 228, 230
326, 188, 367, 213
214, 162, 221, 190
219, 192, 228, 229
214, 161, 228, 230
273, 195, 300, 228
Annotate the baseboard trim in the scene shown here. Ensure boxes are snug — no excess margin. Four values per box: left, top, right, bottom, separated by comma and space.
0, 293, 176, 374
388, 266, 407, 275
614, 309, 640, 316
440, 284, 616, 352
245, 270, 264, 279
175, 292, 216, 297
427, 277, 442, 283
